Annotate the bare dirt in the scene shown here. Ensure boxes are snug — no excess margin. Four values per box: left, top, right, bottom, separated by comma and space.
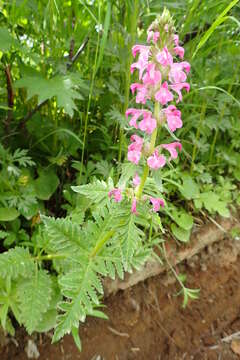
1, 233, 240, 360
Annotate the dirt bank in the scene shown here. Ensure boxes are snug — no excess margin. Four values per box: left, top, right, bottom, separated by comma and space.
1, 230, 240, 360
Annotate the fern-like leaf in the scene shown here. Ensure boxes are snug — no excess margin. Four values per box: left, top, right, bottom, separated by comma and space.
71, 178, 114, 206
0, 247, 34, 279
53, 257, 103, 342
41, 216, 83, 253
18, 269, 53, 334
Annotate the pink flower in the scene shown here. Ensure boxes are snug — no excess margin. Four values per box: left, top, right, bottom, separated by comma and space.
131, 197, 137, 214
132, 45, 150, 58
130, 134, 144, 148
131, 46, 150, 79
139, 113, 157, 134
169, 62, 190, 84
170, 82, 190, 102
156, 46, 173, 67
161, 142, 182, 160
130, 83, 149, 104
155, 81, 173, 105
133, 173, 140, 187
126, 108, 152, 129
173, 34, 179, 46
150, 197, 165, 212
142, 63, 161, 86
147, 31, 160, 43
147, 149, 166, 170
174, 46, 184, 59
128, 135, 144, 165
128, 150, 141, 164
180, 61, 191, 73
164, 105, 182, 132
169, 63, 187, 84
108, 188, 122, 202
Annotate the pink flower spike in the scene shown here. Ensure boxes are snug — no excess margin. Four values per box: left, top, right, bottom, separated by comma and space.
139, 113, 157, 134
150, 197, 165, 212
170, 82, 190, 103
108, 188, 122, 203
131, 197, 138, 214
147, 149, 166, 170
164, 105, 182, 132
156, 46, 173, 67
133, 173, 140, 187
155, 81, 173, 105
174, 46, 184, 59
161, 142, 182, 160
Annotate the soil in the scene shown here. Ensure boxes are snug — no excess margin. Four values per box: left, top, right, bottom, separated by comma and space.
1, 234, 240, 360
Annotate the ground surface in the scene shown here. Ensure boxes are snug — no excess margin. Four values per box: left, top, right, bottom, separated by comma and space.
1, 234, 240, 360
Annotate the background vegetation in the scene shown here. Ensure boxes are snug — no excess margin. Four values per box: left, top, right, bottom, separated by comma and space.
0, 0, 239, 349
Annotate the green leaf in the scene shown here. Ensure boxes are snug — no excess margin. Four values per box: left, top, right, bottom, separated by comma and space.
53, 259, 103, 342
200, 192, 230, 217
18, 270, 53, 334
0, 28, 18, 51
71, 326, 82, 351
0, 208, 20, 222
171, 208, 193, 231
171, 223, 191, 243
180, 175, 199, 200
72, 179, 112, 206
15, 73, 84, 117
216, 202, 230, 218
35, 278, 61, 333
41, 216, 83, 254
192, 0, 239, 58
0, 247, 34, 279
34, 169, 59, 200
95, 0, 111, 73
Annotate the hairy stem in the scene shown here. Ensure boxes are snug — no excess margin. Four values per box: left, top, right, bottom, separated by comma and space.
90, 230, 115, 258
35, 253, 67, 261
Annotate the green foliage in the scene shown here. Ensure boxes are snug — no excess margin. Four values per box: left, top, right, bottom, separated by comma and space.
18, 270, 53, 334
0, 247, 34, 279
15, 73, 84, 117
0, 0, 239, 351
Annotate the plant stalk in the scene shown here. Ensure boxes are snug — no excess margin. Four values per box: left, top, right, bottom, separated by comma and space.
136, 101, 160, 200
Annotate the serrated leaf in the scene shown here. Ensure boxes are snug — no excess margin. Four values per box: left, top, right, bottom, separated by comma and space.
18, 270, 53, 334
0, 247, 34, 279
72, 179, 111, 205
15, 73, 84, 117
